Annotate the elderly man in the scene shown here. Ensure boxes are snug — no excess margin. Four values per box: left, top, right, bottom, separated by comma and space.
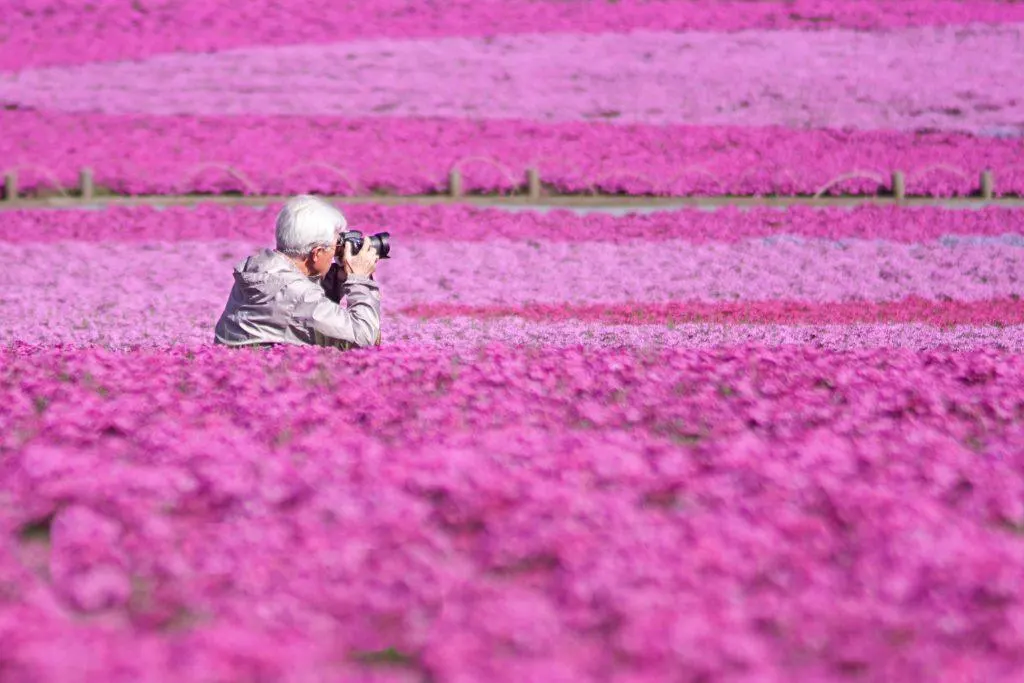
214, 195, 381, 348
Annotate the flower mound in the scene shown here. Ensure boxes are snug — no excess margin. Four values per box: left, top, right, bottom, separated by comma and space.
2, 344, 1024, 681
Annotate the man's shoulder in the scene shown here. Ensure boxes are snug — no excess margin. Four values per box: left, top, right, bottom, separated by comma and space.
286, 275, 331, 304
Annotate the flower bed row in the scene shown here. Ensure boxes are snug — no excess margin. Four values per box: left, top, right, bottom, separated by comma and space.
8, 235, 1022, 304
1, 203, 1019, 347
402, 300, 1024, 326
4, 114, 1021, 197
1, 241, 1020, 347
5, 27, 1020, 135
2, 344, 1024, 681
4, 204, 1023, 244
6, 309, 1024, 350
386, 319, 1024, 352
3, 0, 1023, 72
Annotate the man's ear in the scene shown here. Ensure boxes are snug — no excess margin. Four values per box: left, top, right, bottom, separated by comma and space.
304, 249, 319, 270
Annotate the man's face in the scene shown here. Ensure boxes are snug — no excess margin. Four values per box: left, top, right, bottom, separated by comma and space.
310, 244, 335, 278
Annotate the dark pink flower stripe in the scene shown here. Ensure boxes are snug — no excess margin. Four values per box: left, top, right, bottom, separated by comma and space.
2, 204, 1021, 244
3, 1, 1024, 71
3, 113, 1023, 197
400, 299, 1024, 326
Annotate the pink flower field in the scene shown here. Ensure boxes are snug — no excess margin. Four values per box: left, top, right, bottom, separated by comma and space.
3, 2, 1024, 680
1, 200, 1024, 680
3, 344, 1024, 681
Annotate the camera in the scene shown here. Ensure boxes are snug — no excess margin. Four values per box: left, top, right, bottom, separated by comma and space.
337, 230, 391, 259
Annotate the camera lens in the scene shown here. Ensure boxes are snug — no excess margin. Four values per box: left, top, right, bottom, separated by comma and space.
340, 230, 391, 259
370, 232, 391, 259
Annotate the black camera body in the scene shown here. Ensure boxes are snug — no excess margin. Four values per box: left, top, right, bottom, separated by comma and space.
338, 230, 391, 259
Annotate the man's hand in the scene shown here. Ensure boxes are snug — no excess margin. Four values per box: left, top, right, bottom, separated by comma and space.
343, 238, 378, 278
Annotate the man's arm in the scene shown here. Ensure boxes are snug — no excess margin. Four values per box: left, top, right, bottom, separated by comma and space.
317, 237, 383, 346
338, 272, 382, 346
306, 277, 381, 348
324, 262, 381, 305
321, 263, 345, 303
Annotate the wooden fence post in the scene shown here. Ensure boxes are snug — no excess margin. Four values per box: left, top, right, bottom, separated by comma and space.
891, 171, 906, 201
526, 168, 541, 200
80, 168, 95, 200
3, 171, 16, 201
449, 170, 463, 198
980, 170, 994, 200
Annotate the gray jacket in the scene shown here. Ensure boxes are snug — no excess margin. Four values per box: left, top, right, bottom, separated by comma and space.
214, 249, 381, 348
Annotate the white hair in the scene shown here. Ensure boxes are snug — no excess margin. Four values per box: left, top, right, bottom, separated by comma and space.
275, 195, 347, 256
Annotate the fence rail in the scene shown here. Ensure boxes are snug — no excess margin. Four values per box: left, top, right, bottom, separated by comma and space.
1, 165, 1020, 210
